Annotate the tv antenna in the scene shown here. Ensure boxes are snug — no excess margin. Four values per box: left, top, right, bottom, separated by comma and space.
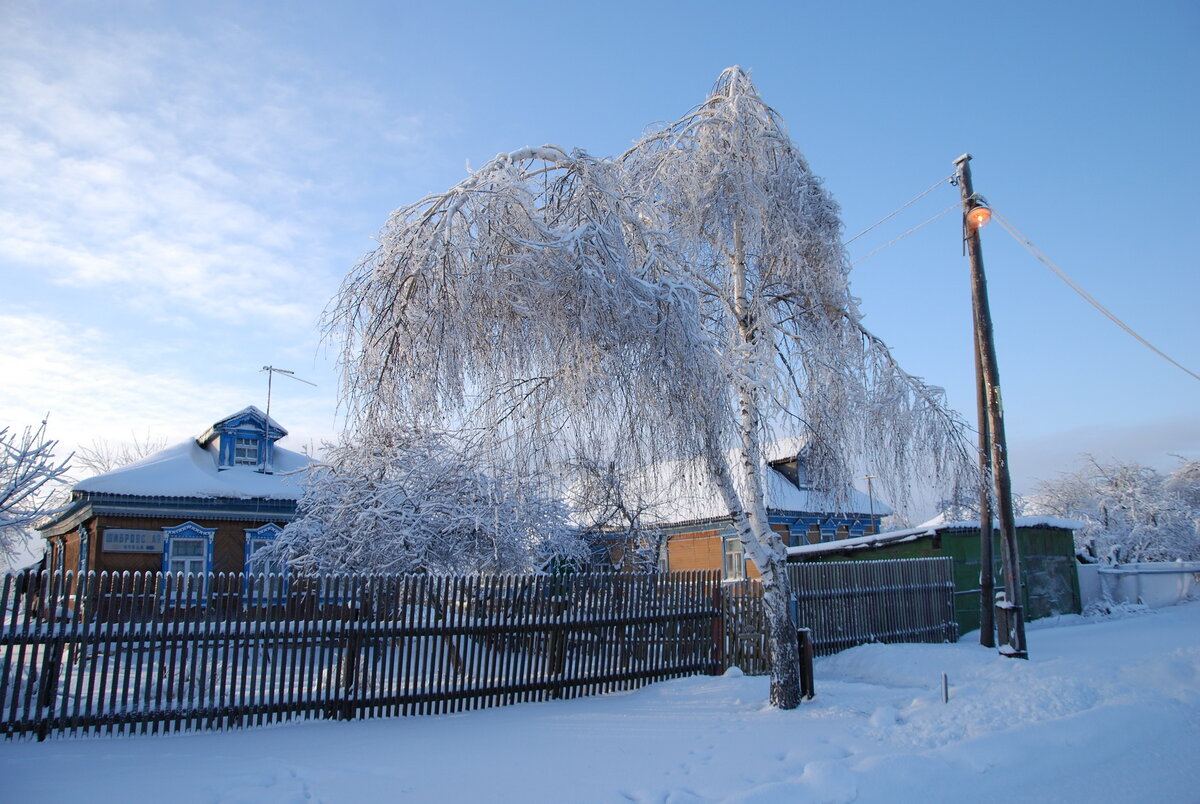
261, 366, 317, 423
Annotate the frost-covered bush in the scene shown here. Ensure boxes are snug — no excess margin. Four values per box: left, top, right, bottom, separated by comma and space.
1, 419, 71, 559
1025, 457, 1200, 563
270, 430, 587, 575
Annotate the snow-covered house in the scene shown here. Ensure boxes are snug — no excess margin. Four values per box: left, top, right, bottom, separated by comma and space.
37, 407, 313, 577
583, 440, 889, 580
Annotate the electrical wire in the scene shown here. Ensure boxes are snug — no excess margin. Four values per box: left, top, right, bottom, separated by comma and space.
850, 202, 959, 266
992, 209, 1200, 383
844, 174, 955, 246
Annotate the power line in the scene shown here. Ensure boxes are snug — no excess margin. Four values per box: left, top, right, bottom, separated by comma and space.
991, 209, 1200, 383
844, 174, 955, 246
851, 202, 959, 266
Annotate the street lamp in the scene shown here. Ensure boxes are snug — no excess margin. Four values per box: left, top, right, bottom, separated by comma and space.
954, 154, 1028, 660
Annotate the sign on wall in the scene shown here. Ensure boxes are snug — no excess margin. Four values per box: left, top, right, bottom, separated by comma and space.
102, 529, 164, 554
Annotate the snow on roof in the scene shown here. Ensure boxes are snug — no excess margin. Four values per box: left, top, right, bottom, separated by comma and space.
915, 514, 1086, 532
73, 439, 313, 501
787, 515, 1085, 558
614, 441, 890, 526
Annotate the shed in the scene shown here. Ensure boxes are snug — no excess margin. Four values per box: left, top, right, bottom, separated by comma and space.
787, 516, 1084, 635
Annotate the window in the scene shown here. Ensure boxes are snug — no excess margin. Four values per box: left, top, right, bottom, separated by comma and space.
234, 437, 259, 466
167, 538, 206, 574
722, 538, 745, 581
161, 521, 215, 576
244, 524, 286, 605
246, 538, 281, 574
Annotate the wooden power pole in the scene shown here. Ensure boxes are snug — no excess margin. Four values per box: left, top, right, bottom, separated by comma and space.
954, 154, 1027, 658
974, 323, 996, 648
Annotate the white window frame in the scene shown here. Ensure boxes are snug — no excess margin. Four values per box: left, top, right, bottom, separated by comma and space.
722, 537, 745, 581
161, 521, 216, 575
234, 437, 259, 466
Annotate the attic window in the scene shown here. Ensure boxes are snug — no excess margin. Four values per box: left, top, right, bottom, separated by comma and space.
234, 438, 259, 466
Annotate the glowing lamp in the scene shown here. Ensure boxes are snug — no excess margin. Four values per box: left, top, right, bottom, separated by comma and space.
966, 204, 992, 229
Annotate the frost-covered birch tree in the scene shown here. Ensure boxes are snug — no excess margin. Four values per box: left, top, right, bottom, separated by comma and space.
329, 68, 970, 708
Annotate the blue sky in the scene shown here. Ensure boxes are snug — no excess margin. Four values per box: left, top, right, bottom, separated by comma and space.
2, 0, 1197, 499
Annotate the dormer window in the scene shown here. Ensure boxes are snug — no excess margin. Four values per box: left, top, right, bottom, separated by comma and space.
234, 438, 259, 466
200, 406, 287, 473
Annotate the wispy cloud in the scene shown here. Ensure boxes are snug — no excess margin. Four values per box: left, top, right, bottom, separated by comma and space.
0, 8, 428, 332
0, 311, 341, 456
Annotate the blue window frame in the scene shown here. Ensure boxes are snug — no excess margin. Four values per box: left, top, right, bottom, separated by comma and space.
77, 526, 89, 575
244, 523, 286, 604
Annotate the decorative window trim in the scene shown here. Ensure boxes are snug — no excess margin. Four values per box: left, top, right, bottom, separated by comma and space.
244, 523, 286, 604
77, 526, 89, 575
161, 521, 216, 575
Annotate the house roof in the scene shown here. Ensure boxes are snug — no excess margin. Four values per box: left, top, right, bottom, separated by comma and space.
786, 515, 1085, 559
72, 438, 311, 501
590, 439, 891, 527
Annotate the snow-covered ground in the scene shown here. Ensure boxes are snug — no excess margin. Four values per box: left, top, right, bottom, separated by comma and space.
3, 602, 1197, 803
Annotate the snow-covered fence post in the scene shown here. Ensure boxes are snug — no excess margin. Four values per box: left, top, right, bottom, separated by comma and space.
709, 580, 725, 675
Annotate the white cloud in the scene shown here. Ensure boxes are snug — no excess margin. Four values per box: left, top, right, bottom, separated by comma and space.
0, 9, 413, 334
0, 311, 341, 461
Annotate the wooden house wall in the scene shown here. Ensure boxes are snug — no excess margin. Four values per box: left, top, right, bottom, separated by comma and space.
662, 510, 881, 577
55, 514, 287, 575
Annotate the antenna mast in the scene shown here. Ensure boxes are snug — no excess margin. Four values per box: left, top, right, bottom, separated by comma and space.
261, 366, 317, 423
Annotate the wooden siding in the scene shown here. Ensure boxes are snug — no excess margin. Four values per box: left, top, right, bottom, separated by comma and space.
54, 515, 288, 575
665, 530, 722, 572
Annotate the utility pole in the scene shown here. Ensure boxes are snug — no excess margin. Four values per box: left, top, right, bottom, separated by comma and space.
954, 154, 1027, 659
974, 326, 996, 648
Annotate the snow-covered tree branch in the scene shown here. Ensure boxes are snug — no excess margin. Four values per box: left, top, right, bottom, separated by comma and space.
566, 456, 671, 572
1025, 456, 1200, 563
328, 67, 973, 708
1, 419, 72, 559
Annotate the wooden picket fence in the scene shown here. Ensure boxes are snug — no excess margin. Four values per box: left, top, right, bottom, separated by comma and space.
0, 570, 722, 740
0, 558, 958, 740
719, 557, 959, 673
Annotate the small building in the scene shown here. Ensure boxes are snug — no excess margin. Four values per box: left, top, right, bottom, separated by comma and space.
787, 516, 1084, 634
37, 407, 313, 577
600, 440, 889, 580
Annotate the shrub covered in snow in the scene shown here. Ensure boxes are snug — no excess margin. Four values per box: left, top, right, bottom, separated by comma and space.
268, 430, 587, 575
